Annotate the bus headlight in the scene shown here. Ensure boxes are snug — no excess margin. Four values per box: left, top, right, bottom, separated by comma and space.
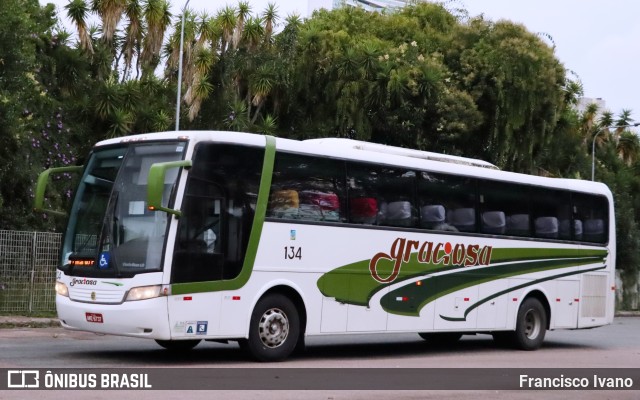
55, 281, 69, 297
126, 285, 161, 301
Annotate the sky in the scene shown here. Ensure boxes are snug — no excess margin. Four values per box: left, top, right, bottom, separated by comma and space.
40, 0, 640, 119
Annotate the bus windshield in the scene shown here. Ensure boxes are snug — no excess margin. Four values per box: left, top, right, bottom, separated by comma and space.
60, 141, 187, 277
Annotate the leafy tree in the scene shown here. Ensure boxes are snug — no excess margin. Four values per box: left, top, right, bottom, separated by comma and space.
4, 0, 640, 308
0, 0, 78, 230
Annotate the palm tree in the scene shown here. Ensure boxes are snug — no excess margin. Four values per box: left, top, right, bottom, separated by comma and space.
105, 108, 133, 137
283, 14, 302, 31
120, 80, 142, 112
91, 0, 127, 45
121, 0, 143, 81
580, 102, 599, 132
217, 6, 236, 56
233, 1, 251, 50
65, 0, 94, 54
256, 114, 278, 135
599, 111, 614, 129
140, 0, 171, 78
225, 100, 249, 131
262, 3, 278, 45
185, 75, 214, 121
94, 75, 123, 120
182, 44, 215, 120
241, 17, 264, 51
249, 64, 275, 123
195, 12, 219, 51
616, 109, 635, 127
617, 131, 640, 166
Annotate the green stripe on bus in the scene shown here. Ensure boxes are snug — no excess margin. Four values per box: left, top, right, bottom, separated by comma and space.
317, 248, 607, 307
171, 135, 276, 295
438, 265, 605, 322
380, 257, 605, 316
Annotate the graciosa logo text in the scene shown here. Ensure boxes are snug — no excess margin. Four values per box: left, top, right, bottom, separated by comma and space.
369, 238, 493, 283
69, 278, 98, 286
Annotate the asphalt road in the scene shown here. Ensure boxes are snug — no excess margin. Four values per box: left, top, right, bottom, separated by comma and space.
1, 317, 638, 399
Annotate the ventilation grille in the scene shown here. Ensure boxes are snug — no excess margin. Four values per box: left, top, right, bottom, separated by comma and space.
581, 275, 607, 318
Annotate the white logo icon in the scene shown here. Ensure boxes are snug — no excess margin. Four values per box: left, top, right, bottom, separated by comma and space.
7, 370, 40, 388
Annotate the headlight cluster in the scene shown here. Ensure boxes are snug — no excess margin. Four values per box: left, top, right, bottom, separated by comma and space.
55, 281, 69, 297
125, 285, 161, 301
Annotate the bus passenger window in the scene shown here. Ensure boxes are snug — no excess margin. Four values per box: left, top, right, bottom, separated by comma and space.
478, 180, 530, 237
535, 216, 559, 239
350, 197, 378, 224
531, 188, 570, 240
418, 172, 475, 232
269, 153, 346, 222
269, 189, 300, 219
507, 214, 530, 236
348, 163, 416, 227
573, 193, 608, 243
482, 211, 506, 234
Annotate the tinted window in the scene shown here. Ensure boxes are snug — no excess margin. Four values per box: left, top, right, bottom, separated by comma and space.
172, 143, 263, 283
348, 163, 416, 227
573, 193, 608, 243
479, 180, 531, 237
530, 188, 571, 240
418, 172, 476, 232
268, 153, 346, 222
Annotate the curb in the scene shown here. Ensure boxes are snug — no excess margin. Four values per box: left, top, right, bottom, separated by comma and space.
0, 318, 60, 329
615, 311, 640, 317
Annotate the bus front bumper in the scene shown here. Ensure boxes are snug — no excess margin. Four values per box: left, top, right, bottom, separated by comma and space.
56, 295, 171, 339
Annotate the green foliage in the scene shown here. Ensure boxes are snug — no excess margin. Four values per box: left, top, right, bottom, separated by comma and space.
2, 0, 640, 307
450, 18, 566, 171
0, 0, 73, 230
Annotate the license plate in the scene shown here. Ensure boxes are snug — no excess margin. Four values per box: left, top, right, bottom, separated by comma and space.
85, 312, 103, 323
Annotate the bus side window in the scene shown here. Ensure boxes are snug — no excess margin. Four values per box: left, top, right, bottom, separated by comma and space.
347, 163, 416, 227
531, 188, 570, 240
418, 172, 474, 232
572, 193, 608, 244
172, 143, 263, 284
478, 180, 530, 237
269, 153, 346, 223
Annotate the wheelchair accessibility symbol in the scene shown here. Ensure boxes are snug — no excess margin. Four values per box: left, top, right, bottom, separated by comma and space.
99, 252, 110, 269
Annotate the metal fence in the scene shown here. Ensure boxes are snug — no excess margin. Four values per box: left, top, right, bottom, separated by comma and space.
0, 230, 62, 314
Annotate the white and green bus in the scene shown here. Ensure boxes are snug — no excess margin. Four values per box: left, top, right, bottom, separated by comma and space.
35, 131, 615, 361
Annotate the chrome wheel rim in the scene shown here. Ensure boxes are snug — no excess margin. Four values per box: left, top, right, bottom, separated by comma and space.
258, 307, 289, 348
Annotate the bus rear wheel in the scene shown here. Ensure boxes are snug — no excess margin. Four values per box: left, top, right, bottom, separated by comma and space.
513, 297, 547, 350
244, 293, 300, 362
155, 339, 201, 351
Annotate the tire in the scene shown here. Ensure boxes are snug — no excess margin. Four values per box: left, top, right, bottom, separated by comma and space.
418, 332, 463, 345
155, 339, 201, 351
245, 293, 300, 362
513, 297, 547, 350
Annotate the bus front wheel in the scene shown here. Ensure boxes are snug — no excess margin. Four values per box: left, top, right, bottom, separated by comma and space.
243, 293, 300, 362
513, 297, 547, 350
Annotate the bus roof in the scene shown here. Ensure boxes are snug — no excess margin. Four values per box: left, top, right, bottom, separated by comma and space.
95, 130, 612, 199
304, 138, 498, 170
